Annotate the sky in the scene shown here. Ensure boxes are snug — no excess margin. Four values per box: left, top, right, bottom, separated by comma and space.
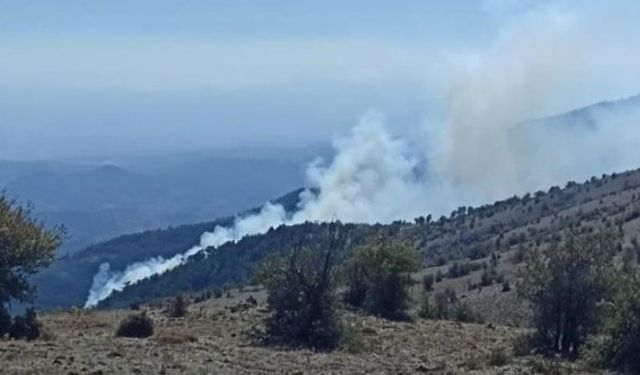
1, 0, 640, 160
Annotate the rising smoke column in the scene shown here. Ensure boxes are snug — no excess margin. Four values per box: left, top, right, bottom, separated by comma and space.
84, 114, 427, 307
438, 11, 582, 202
84, 202, 287, 307
85, 8, 640, 308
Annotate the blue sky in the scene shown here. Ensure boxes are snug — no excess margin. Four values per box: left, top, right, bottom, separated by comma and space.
0, 1, 497, 40
1, 1, 639, 159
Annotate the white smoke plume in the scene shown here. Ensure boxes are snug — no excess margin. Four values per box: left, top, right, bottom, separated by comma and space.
85, 8, 640, 307
84, 203, 287, 307
84, 115, 423, 307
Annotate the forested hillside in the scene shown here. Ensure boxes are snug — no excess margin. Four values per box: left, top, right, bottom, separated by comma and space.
31, 189, 305, 310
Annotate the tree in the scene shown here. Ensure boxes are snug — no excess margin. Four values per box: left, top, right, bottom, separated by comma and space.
517, 230, 617, 358
254, 225, 343, 350
167, 294, 188, 318
341, 239, 421, 320
584, 267, 640, 373
0, 194, 64, 335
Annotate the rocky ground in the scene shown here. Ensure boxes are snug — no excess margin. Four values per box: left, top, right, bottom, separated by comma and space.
0, 291, 602, 375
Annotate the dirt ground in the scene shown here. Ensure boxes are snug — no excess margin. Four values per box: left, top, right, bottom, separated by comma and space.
0, 291, 600, 375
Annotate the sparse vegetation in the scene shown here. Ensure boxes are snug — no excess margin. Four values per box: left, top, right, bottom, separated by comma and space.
422, 273, 435, 291
341, 239, 421, 320
488, 347, 510, 366
0, 304, 11, 337
511, 333, 534, 357
582, 267, 640, 373
517, 230, 617, 358
8, 308, 41, 341
254, 227, 343, 350
0, 194, 64, 340
419, 288, 483, 323
116, 312, 154, 338
167, 294, 189, 318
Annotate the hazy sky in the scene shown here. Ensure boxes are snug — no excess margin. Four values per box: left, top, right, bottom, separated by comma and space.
1, 0, 639, 160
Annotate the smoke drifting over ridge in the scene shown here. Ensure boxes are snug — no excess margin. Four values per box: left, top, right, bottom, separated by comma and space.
85, 115, 426, 307
84, 10, 640, 307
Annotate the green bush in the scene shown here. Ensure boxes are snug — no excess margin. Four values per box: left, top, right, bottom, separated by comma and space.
452, 301, 484, 323
8, 308, 41, 341
167, 294, 188, 318
517, 230, 617, 358
419, 288, 482, 323
0, 194, 64, 332
488, 347, 510, 366
0, 305, 11, 337
501, 280, 511, 292
447, 261, 482, 279
422, 274, 435, 291
116, 312, 154, 338
511, 333, 534, 357
583, 268, 640, 373
341, 239, 421, 320
255, 238, 343, 350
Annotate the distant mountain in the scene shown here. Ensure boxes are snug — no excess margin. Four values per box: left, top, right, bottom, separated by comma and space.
0, 146, 320, 254
523, 94, 640, 130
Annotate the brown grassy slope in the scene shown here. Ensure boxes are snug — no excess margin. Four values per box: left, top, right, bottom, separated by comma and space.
102, 168, 640, 309
405, 169, 640, 327
0, 290, 598, 375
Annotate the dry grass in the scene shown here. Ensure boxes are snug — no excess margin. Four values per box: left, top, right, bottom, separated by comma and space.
0, 293, 597, 374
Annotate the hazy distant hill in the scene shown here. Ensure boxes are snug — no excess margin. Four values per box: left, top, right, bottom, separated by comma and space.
0, 146, 325, 254
527, 93, 640, 130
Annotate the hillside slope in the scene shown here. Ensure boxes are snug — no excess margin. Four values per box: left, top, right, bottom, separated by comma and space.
31, 189, 305, 310
101, 167, 640, 310
1, 289, 590, 374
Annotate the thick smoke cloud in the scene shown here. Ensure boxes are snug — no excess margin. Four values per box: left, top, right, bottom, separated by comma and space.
84, 9, 640, 307
84, 115, 426, 307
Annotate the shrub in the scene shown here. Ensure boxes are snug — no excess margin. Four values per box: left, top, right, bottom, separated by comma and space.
447, 261, 482, 279
0, 194, 64, 330
341, 239, 421, 320
167, 295, 188, 318
511, 333, 534, 357
254, 230, 343, 350
422, 274, 435, 292
212, 288, 223, 299
0, 305, 11, 337
480, 267, 499, 287
451, 301, 484, 323
501, 280, 511, 292
421, 288, 457, 320
517, 231, 617, 358
340, 324, 368, 353
435, 270, 444, 282
488, 347, 510, 366
8, 308, 41, 341
116, 312, 154, 338
129, 303, 141, 311
419, 288, 482, 323
583, 267, 640, 373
